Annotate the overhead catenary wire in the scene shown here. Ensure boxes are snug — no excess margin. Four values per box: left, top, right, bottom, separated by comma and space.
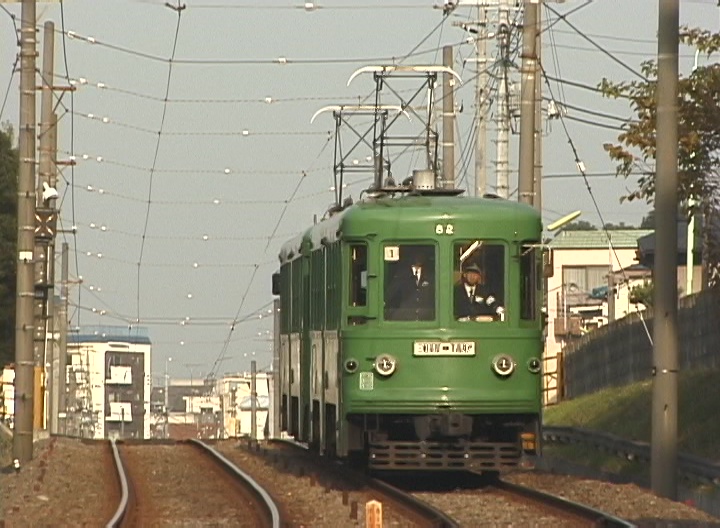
544, 3, 647, 82
539, 62, 653, 346
59, 0, 82, 326
136, 1, 185, 325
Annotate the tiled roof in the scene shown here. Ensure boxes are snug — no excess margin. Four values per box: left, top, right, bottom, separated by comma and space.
549, 229, 653, 249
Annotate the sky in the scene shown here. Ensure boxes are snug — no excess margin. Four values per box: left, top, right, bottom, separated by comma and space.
0, 0, 718, 381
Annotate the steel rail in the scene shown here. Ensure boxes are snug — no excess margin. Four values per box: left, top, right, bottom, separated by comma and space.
368, 475, 460, 528
268, 437, 459, 527
494, 479, 636, 528
189, 439, 283, 528
106, 438, 130, 528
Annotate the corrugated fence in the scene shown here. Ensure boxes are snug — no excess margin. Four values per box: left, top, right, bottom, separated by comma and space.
562, 287, 720, 399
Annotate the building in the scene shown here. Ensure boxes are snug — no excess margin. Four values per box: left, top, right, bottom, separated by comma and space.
66, 326, 152, 439
149, 370, 273, 440
543, 229, 652, 405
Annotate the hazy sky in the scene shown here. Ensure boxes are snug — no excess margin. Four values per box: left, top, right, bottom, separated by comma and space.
0, 0, 718, 380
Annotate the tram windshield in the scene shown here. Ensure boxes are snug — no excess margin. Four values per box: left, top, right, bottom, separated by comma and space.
453, 241, 505, 322
383, 244, 436, 321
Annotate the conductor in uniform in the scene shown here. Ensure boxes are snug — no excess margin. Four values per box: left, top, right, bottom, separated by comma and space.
454, 262, 503, 321
385, 249, 435, 321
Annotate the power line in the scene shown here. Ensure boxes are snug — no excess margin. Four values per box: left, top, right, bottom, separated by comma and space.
544, 3, 647, 82
59, 0, 81, 327
136, 1, 185, 325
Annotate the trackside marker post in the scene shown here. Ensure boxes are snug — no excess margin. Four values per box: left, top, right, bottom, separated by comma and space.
365, 500, 382, 528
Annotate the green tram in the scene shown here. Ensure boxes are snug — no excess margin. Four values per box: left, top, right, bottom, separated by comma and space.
274, 191, 544, 471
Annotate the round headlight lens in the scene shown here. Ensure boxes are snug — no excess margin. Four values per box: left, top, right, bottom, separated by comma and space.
344, 358, 359, 373
492, 354, 515, 377
374, 354, 397, 376
527, 358, 541, 374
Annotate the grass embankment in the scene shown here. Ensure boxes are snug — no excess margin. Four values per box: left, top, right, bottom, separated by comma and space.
543, 369, 720, 477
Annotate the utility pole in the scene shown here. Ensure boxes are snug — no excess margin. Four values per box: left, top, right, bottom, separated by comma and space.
58, 242, 68, 435
474, 6, 489, 197
14, 0, 38, 464
495, 0, 511, 199
652, 0, 679, 500
442, 45, 456, 189
533, 4, 543, 213
35, 20, 56, 433
518, 0, 538, 206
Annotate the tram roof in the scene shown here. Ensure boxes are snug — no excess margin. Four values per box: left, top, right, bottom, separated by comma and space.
278, 194, 540, 265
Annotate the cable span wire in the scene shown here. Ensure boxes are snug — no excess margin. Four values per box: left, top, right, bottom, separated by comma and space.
204, 9, 455, 379
544, 3, 647, 82
55, 26, 456, 66
136, 2, 184, 325
539, 63, 653, 346
59, 0, 81, 327
0, 56, 18, 122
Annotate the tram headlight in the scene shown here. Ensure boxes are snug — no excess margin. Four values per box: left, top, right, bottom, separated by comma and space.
491, 354, 515, 377
344, 358, 359, 373
374, 354, 397, 377
527, 358, 542, 374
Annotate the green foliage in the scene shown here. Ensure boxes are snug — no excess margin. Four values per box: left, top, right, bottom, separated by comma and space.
628, 280, 653, 307
639, 211, 655, 229
563, 220, 597, 231
0, 124, 18, 368
603, 221, 635, 230
599, 26, 720, 286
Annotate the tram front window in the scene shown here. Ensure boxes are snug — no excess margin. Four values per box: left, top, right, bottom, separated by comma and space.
383, 244, 435, 321
454, 241, 505, 322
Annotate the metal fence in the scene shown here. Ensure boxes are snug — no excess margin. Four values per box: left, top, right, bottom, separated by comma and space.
562, 287, 720, 399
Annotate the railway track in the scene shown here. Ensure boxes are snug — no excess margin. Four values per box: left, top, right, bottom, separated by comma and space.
490, 477, 636, 527
261, 439, 635, 526
263, 438, 458, 527
106, 438, 284, 528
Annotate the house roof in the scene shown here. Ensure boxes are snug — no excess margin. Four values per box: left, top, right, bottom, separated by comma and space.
70, 325, 151, 345
549, 229, 653, 250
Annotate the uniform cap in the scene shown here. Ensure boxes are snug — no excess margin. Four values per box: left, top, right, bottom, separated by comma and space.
463, 263, 483, 274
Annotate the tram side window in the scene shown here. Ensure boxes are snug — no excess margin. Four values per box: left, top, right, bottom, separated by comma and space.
349, 244, 367, 307
520, 243, 539, 320
454, 242, 505, 322
383, 244, 435, 321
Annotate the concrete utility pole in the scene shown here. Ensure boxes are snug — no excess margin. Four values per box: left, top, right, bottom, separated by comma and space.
495, 0, 511, 199
35, 20, 55, 433
14, 0, 38, 464
58, 242, 68, 435
442, 45, 456, 189
474, 6, 489, 197
652, 0, 679, 500
518, 0, 538, 206
533, 5, 543, 213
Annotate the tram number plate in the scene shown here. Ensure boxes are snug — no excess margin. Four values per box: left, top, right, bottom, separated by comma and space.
413, 341, 475, 356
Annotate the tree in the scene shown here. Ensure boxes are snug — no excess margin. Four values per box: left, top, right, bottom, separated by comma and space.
629, 280, 654, 308
0, 123, 18, 368
640, 211, 655, 229
563, 220, 597, 231
603, 222, 635, 230
600, 27, 720, 286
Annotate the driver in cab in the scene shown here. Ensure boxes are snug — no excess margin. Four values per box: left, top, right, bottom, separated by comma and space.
454, 262, 504, 322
